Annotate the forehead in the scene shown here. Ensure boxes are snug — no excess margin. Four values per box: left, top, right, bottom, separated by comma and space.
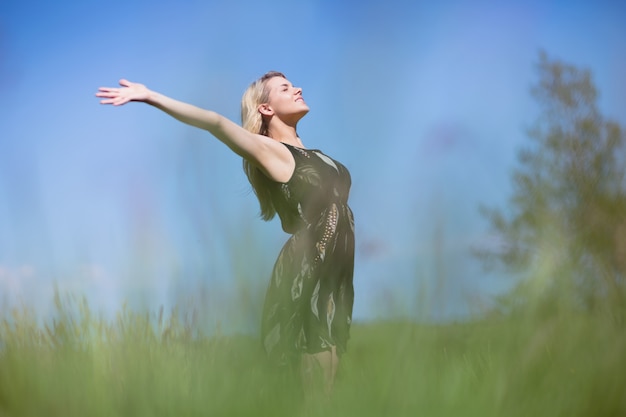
265, 76, 291, 89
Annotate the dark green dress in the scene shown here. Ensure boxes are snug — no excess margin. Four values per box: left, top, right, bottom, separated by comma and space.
261, 143, 355, 366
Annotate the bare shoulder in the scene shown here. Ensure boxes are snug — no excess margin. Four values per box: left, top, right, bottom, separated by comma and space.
249, 136, 295, 183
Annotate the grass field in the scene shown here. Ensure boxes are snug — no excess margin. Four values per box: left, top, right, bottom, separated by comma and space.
1, 291, 625, 417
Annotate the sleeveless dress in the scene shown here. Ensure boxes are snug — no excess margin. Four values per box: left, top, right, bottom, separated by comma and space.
261, 143, 355, 366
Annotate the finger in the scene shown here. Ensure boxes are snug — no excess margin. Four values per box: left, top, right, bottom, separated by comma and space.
96, 89, 118, 97
95, 91, 117, 98
119, 79, 131, 87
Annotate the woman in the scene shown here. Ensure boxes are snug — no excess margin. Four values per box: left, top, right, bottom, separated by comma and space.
96, 72, 355, 395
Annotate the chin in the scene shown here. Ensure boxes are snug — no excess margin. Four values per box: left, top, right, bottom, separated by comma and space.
297, 108, 310, 120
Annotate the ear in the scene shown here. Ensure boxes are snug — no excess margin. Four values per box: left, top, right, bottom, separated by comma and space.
258, 103, 274, 117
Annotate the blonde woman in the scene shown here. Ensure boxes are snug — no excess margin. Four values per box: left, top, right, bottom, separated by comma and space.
96, 72, 355, 395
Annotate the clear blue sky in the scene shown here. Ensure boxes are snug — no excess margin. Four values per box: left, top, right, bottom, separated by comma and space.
1, 0, 625, 329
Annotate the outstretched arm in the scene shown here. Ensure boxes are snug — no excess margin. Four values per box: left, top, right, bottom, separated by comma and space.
96, 79, 294, 182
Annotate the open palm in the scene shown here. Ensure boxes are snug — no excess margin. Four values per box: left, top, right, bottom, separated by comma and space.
96, 79, 150, 106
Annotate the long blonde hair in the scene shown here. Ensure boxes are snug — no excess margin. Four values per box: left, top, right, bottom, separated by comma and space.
241, 71, 286, 220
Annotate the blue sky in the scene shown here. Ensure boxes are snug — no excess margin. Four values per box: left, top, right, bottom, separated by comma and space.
1, 0, 625, 328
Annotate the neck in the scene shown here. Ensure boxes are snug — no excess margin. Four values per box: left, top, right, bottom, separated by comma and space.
267, 122, 303, 147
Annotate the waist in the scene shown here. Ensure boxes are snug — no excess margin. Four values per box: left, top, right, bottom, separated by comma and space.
280, 202, 353, 235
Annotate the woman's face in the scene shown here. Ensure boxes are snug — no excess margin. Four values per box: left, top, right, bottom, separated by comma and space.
263, 76, 309, 122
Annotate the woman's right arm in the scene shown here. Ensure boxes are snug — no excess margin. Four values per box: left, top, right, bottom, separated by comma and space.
96, 79, 294, 182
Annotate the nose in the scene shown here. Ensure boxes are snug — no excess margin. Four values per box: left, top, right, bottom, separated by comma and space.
295, 86, 303, 95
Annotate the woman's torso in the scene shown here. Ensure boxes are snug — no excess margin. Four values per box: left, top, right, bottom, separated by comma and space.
268, 144, 352, 234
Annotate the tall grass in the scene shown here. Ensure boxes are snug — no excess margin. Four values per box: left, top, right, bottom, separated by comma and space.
1, 290, 624, 417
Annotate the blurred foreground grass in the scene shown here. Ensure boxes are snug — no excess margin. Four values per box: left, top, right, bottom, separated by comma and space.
1, 292, 624, 417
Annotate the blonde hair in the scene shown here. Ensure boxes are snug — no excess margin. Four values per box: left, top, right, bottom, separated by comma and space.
241, 71, 286, 221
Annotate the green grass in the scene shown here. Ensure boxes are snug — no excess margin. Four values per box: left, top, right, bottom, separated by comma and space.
1, 292, 625, 417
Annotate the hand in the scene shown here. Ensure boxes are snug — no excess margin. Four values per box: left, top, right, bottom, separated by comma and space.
96, 79, 150, 106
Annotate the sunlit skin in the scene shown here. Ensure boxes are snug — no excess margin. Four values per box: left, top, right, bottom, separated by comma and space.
95, 77, 307, 183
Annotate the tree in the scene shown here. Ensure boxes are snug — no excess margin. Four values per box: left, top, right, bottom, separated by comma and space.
478, 51, 626, 314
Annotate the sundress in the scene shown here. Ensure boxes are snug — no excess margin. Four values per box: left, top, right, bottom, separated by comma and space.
261, 143, 355, 366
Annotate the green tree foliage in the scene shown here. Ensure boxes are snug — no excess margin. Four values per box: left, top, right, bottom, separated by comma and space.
479, 51, 626, 313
